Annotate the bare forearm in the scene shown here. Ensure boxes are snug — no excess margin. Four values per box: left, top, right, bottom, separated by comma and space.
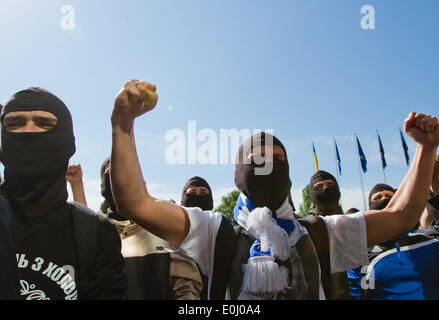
110, 121, 149, 220
70, 182, 88, 207
110, 121, 189, 246
387, 145, 435, 225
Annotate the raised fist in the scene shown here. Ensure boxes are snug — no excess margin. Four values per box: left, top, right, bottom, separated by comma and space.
66, 163, 83, 185
404, 113, 439, 150
112, 79, 158, 125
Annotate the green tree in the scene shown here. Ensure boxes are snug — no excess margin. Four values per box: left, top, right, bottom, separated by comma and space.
298, 184, 312, 217
214, 190, 240, 220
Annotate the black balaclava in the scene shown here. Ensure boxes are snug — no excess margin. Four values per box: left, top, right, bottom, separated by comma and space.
309, 170, 341, 212
0, 88, 76, 219
368, 183, 396, 211
181, 176, 214, 211
100, 157, 128, 221
234, 132, 291, 211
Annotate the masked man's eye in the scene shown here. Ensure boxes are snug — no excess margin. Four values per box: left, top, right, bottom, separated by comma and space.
187, 187, 210, 195
34, 117, 57, 130
3, 118, 26, 131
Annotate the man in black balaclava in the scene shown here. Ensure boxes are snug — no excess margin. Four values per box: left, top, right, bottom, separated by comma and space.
234, 132, 292, 211
100, 157, 128, 222
309, 171, 350, 299
368, 184, 396, 211
346, 208, 360, 214
1, 89, 75, 218
181, 176, 214, 211
368, 183, 404, 245
0, 88, 126, 300
309, 170, 343, 216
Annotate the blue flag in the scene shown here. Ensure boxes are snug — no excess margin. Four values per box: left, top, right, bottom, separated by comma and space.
399, 129, 410, 166
335, 140, 342, 176
378, 132, 387, 170
356, 136, 367, 173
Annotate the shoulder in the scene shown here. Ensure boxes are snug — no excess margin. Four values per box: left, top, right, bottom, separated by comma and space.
69, 202, 118, 236
184, 206, 224, 228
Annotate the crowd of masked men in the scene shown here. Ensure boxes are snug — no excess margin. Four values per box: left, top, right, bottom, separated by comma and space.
1, 80, 439, 301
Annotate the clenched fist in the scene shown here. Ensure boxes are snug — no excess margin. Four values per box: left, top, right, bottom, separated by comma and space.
66, 163, 84, 185
404, 113, 439, 150
112, 79, 158, 129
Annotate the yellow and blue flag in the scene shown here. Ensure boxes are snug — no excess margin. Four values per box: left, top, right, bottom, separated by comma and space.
312, 142, 319, 172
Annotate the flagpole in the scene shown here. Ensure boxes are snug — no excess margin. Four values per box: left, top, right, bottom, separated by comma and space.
377, 130, 387, 184
354, 134, 367, 211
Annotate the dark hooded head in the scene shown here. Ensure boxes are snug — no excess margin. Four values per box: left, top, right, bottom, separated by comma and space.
368, 183, 396, 211
181, 176, 214, 211
234, 132, 291, 211
346, 208, 360, 214
309, 170, 341, 213
0, 87, 76, 219
100, 157, 128, 221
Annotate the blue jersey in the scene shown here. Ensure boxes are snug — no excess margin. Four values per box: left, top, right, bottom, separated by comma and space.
347, 267, 363, 300
348, 234, 439, 300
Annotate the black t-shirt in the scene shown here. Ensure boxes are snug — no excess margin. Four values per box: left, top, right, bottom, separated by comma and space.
12, 205, 78, 300
11, 203, 126, 300
0, 198, 19, 299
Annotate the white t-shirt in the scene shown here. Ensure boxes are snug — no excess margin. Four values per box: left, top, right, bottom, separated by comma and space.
165, 208, 368, 299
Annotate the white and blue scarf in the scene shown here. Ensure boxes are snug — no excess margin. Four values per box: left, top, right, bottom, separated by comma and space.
233, 193, 309, 299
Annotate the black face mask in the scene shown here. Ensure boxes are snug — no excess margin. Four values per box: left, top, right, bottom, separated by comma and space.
181, 176, 214, 211
234, 133, 291, 211
1, 88, 76, 219
310, 186, 341, 209
182, 195, 213, 211
100, 157, 128, 221
309, 170, 341, 212
369, 198, 391, 211
368, 184, 396, 211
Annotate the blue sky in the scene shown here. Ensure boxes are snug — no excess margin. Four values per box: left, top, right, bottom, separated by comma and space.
1, 0, 438, 212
